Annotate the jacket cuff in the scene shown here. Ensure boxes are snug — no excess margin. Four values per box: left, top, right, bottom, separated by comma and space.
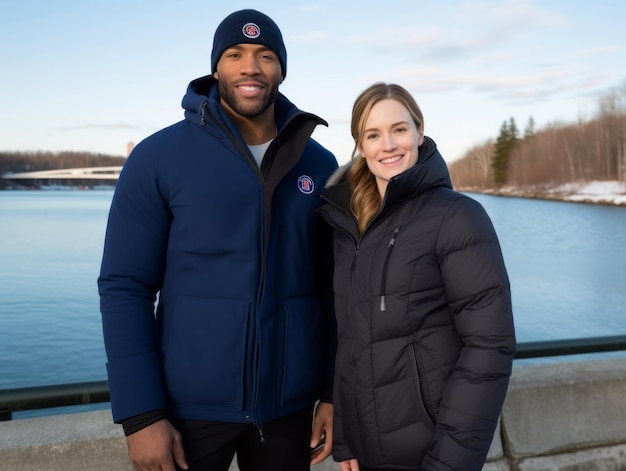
122, 409, 167, 436
106, 352, 166, 422
319, 381, 333, 404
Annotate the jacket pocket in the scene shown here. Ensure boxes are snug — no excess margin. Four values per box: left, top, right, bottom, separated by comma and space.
163, 296, 250, 408
278, 296, 325, 405
410, 343, 436, 427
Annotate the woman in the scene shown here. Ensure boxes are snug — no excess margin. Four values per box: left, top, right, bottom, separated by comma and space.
319, 83, 516, 471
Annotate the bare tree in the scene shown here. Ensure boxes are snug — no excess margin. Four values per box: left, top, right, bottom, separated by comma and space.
450, 80, 626, 192
595, 81, 626, 182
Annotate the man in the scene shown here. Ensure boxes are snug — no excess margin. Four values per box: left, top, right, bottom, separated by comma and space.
98, 9, 337, 471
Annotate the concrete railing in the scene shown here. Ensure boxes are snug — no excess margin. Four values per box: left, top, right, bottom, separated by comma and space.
1, 358, 625, 471
489, 357, 626, 470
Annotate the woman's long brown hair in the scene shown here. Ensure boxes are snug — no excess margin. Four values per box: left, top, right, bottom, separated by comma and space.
348, 83, 424, 234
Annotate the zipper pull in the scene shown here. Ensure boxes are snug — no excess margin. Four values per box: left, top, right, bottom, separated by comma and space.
258, 426, 266, 443
388, 226, 400, 247
350, 246, 359, 271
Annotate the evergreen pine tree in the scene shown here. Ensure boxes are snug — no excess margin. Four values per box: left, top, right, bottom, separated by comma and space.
493, 120, 511, 186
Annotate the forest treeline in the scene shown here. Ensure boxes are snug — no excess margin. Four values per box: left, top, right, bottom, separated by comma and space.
449, 80, 626, 194
0, 151, 126, 189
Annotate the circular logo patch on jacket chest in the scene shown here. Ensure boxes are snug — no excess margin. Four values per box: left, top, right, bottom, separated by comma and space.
297, 175, 315, 194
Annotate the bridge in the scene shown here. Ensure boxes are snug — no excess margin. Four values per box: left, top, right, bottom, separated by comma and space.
2, 166, 122, 180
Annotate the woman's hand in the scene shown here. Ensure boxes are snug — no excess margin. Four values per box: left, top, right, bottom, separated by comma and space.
339, 459, 360, 471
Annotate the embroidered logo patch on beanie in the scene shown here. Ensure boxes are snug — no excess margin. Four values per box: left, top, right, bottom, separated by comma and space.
242, 23, 261, 39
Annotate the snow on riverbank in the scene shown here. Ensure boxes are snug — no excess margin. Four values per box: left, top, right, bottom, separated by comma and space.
466, 180, 626, 206
551, 181, 626, 205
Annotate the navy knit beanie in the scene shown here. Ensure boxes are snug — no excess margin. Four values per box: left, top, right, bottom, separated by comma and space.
211, 9, 287, 78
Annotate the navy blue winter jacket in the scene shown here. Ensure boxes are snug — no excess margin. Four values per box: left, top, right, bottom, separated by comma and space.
98, 75, 338, 425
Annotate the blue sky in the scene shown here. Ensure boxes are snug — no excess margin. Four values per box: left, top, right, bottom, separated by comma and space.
1, 0, 624, 165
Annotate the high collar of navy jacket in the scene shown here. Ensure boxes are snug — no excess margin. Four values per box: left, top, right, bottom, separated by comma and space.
180, 74, 326, 135
181, 75, 241, 138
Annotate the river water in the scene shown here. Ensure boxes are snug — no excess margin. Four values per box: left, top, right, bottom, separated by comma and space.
1, 190, 625, 413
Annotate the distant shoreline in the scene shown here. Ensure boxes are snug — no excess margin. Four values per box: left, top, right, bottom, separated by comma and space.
459, 180, 626, 207
3, 181, 626, 207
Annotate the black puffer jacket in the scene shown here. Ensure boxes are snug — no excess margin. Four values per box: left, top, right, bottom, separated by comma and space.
319, 137, 516, 471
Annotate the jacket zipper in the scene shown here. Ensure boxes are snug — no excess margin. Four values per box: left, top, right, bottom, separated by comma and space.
379, 225, 401, 311
202, 99, 267, 428
200, 99, 321, 433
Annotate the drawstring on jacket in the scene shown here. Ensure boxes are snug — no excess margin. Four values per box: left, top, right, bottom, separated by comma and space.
380, 225, 401, 311
200, 102, 208, 126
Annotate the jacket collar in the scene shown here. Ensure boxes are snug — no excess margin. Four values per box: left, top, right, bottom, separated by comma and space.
321, 136, 452, 214
180, 74, 327, 134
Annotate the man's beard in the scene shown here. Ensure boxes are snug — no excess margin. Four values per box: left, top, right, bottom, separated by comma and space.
218, 80, 279, 118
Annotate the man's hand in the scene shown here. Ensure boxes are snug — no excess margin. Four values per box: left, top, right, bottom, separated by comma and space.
310, 401, 333, 466
126, 419, 188, 471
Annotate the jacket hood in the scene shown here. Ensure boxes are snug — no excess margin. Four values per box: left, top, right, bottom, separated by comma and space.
322, 136, 452, 214
181, 75, 217, 124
